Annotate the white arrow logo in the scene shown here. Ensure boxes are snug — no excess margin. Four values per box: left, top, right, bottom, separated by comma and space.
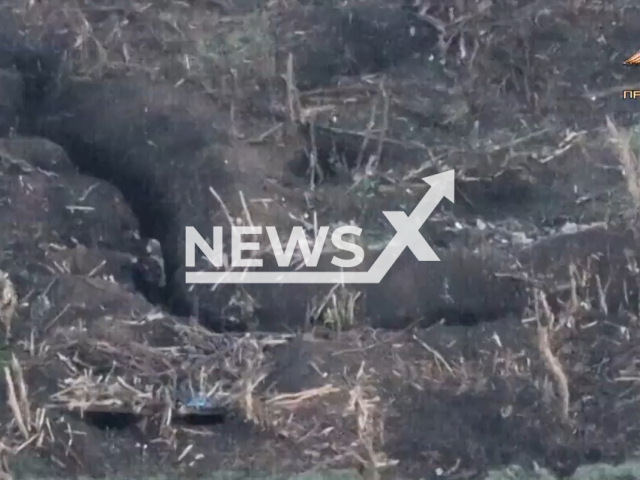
186, 169, 455, 284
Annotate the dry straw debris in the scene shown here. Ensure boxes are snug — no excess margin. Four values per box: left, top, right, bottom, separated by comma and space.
0, 271, 18, 340
0, 310, 394, 474
606, 116, 640, 212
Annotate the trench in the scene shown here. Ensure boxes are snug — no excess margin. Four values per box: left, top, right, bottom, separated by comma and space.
3, 48, 234, 330
2, 42, 560, 335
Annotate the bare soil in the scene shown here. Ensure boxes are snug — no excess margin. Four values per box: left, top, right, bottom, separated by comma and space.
1, 1, 640, 480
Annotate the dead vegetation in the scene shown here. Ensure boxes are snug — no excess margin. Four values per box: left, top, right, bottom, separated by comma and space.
0, 314, 399, 476
3, 245, 640, 478
1, 0, 640, 478
606, 116, 640, 227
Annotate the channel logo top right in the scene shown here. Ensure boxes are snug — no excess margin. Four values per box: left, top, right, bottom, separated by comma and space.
622, 50, 640, 99
624, 49, 640, 66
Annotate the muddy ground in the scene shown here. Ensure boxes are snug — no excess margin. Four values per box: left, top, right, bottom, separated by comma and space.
2, 0, 640, 479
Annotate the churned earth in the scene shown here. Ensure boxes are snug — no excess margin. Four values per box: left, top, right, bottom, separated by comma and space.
1, 1, 640, 480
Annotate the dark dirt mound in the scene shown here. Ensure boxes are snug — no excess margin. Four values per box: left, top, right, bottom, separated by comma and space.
10, 68, 243, 328
274, 3, 438, 89
0, 137, 150, 336
0, 138, 139, 255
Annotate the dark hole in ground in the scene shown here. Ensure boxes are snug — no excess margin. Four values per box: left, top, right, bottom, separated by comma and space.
81, 409, 227, 432
82, 411, 139, 431
173, 412, 227, 426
